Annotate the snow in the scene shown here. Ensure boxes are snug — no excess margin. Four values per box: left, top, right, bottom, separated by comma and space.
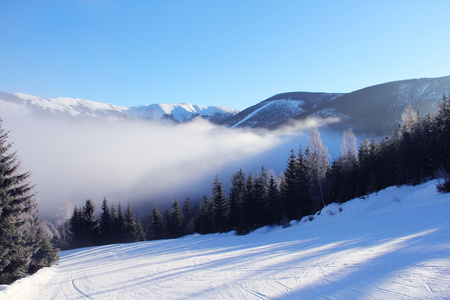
230, 102, 274, 128
1, 180, 450, 299
123, 103, 239, 122
13, 93, 127, 117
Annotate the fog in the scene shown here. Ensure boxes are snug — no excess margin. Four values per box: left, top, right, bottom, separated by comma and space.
2, 108, 345, 221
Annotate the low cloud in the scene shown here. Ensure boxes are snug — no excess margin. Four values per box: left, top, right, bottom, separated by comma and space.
2, 108, 342, 221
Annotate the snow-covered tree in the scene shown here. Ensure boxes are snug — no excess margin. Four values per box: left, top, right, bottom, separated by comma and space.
305, 128, 329, 209
0, 121, 58, 283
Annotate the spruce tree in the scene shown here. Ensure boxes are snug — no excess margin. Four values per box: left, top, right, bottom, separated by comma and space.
82, 199, 100, 246
211, 175, 229, 233
228, 169, 246, 231
124, 202, 137, 243
99, 198, 113, 245
0, 121, 58, 283
266, 172, 281, 225
183, 197, 194, 235
147, 205, 164, 240
168, 199, 184, 238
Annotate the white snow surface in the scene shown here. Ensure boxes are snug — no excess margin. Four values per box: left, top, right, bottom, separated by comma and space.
13, 93, 128, 117
1, 180, 449, 299
124, 103, 239, 123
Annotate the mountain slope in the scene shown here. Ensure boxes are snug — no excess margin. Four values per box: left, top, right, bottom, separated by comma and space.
223, 92, 343, 128
0, 92, 238, 124
0, 92, 130, 121
293, 75, 450, 134
124, 103, 239, 124
1, 180, 449, 299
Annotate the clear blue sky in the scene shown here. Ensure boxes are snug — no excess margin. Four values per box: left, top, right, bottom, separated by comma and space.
1, 0, 449, 110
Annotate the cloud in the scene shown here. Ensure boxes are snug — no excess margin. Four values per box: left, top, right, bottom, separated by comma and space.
2, 108, 343, 221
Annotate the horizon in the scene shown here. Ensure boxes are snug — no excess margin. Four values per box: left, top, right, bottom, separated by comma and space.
1, 1, 449, 110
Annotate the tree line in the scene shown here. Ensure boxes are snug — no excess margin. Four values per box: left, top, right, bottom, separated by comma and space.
63, 95, 450, 247
3, 95, 448, 284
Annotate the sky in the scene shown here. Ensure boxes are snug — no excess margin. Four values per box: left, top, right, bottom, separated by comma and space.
1, 1, 449, 110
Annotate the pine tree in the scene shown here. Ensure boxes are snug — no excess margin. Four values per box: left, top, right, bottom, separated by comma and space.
183, 197, 195, 235
254, 166, 268, 226
167, 199, 184, 238
99, 198, 113, 245
195, 196, 213, 234
211, 175, 229, 233
228, 169, 246, 231
124, 202, 137, 243
266, 172, 281, 225
0, 121, 58, 283
147, 205, 164, 240
238, 172, 257, 235
82, 199, 100, 246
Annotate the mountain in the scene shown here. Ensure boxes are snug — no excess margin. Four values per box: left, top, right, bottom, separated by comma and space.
0, 92, 238, 124
0, 92, 130, 121
124, 103, 239, 124
223, 92, 344, 128
2, 180, 449, 299
227, 75, 450, 135
302, 75, 450, 135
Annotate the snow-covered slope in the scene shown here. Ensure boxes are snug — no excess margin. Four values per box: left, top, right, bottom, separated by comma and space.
124, 103, 239, 124
301, 75, 450, 135
2, 180, 449, 299
0, 92, 238, 124
0, 92, 130, 121
224, 92, 343, 128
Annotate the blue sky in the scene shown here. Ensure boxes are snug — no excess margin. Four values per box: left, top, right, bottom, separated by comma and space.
1, 0, 449, 110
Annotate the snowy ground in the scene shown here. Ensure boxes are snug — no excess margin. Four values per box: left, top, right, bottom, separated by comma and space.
1, 180, 449, 299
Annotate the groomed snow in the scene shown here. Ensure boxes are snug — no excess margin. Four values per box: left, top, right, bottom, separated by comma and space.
1, 180, 449, 299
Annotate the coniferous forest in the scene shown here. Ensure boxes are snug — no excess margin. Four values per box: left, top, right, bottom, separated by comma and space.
1, 96, 449, 283
61, 95, 450, 248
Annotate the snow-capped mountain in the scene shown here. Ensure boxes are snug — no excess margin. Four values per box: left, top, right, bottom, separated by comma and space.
0, 92, 130, 121
302, 75, 450, 135
223, 92, 344, 128
226, 75, 450, 136
124, 103, 239, 124
0, 92, 238, 124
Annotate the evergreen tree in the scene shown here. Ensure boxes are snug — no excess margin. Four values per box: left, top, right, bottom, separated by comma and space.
147, 205, 164, 240
195, 196, 213, 234
0, 122, 58, 283
124, 202, 138, 243
238, 172, 257, 235
211, 175, 229, 233
183, 197, 195, 235
167, 199, 184, 238
134, 219, 146, 242
114, 203, 126, 242
82, 199, 100, 246
254, 166, 268, 226
228, 169, 246, 230
99, 198, 113, 245
69, 206, 83, 248
266, 172, 281, 225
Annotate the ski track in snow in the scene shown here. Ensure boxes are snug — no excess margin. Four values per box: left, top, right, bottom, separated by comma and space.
230, 102, 273, 128
1, 180, 450, 299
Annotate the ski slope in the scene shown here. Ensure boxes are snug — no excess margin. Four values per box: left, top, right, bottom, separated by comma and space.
1, 180, 449, 299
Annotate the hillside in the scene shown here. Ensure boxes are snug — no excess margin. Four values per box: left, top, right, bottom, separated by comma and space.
223, 92, 343, 128
0, 92, 238, 124
1, 180, 449, 299
226, 76, 450, 136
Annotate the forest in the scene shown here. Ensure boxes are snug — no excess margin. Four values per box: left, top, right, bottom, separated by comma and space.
62, 95, 450, 249
1, 95, 449, 284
